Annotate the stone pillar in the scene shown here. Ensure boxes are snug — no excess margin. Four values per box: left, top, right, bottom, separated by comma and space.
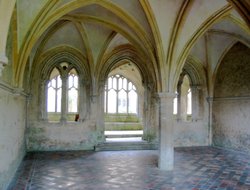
60, 74, 68, 123
78, 79, 87, 122
40, 80, 48, 121
180, 85, 189, 120
176, 84, 182, 121
0, 53, 8, 77
207, 97, 213, 145
158, 92, 175, 171
97, 82, 105, 132
143, 84, 149, 139
191, 85, 200, 121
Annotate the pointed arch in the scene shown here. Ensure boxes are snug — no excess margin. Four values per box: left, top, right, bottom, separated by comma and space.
15, 0, 156, 87
171, 4, 232, 92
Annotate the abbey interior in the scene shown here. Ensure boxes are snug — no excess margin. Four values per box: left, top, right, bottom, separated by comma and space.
0, 0, 250, 189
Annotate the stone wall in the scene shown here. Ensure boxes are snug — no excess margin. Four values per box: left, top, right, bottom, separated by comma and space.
174, 120, 209, 147
0, 87, 26, 190
213, 42, 250, 153
26, 121, 103, 151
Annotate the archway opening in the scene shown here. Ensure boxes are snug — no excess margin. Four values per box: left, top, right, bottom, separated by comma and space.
103, 62, 144, 142
175, 73, 192, 121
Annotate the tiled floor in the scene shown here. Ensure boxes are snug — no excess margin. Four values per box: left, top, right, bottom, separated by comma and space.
8, 147, 250, 190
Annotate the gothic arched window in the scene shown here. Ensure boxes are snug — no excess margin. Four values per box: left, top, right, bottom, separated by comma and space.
174, 74, 192, 119
68, 69, 79, 113
47, 68, 62, 113
46, 63, 79, 122
104, 75, 138, 114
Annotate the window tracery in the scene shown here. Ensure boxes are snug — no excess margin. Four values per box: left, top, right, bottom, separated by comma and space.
104, 75, 138, 114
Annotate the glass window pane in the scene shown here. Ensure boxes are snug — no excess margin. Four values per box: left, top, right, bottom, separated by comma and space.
108, 77, 112, 89
128, 82, 132, 90
68, 72, 78, 113
74, 75, 78, 88
113, 77, 117, 90
187, 89, 192, 114
68, 75, 73, 88
128, 90, 137, 114
51, 78, 56, 88
47, 69, 61, 114
118, 78, 122, 90
68, 88, 78, 113
123, 78, 127, 90
56, 88, 61, 112
108, 89, 117, 113
118, 90, 127, 113
105, 75, 138, 115
57, 76, 62, 88
47, 87, 56, 112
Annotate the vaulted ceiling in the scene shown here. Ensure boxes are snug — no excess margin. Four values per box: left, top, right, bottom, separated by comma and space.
3, 0, 249, 92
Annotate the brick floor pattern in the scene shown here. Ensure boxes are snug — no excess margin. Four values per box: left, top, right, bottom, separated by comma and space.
8, 147, 250, 190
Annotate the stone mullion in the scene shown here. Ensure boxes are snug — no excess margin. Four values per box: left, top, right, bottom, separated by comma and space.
78, 78, 84, 122
60, 74, 68, 123
177, 84, 182, 120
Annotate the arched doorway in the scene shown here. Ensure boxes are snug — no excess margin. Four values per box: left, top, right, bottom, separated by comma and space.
103, 62, 144, 142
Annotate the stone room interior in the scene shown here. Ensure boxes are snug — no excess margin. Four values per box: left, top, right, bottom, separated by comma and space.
0, 0, 250, 189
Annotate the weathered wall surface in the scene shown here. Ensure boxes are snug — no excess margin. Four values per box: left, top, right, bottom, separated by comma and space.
0, 87, 26, 190
213, 42, 250, 153
174, 120, 209, 147
26, 60, 105, 151
26, 121, 103, 151
213, 100, 250, 152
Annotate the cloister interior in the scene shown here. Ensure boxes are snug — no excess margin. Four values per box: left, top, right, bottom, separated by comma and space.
0, 0, 250, 189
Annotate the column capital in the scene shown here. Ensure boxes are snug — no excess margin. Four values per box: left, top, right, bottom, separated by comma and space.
0, 53, 8, 77
158, 92, 176, 99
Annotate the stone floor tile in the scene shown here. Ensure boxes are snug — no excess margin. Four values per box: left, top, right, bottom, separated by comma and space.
8, 147, 250, 190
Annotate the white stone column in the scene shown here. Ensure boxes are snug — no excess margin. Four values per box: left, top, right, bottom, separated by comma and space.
60, 74, 68, 123
40, 80, 48, 121
143, 83, 150, 139
191, 85, 200, 121
207, 97, 213, 145
0, 53, 8, 77
78, 79, 87, 122
158, 92, 175, 171
176, 84, 182, 121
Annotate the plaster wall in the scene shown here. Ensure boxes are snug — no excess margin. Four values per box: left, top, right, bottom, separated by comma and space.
0, 88, 26, 190
111, 0, 153, 39
174, 0, 228, 65
190, 36, 206, 66
27, 69, 104, 151
213, 100, 250, 153
174, 120, 209, 147
148, 0, 183, 53
17, 0, 48, 49
208, 34, 235, 74
213, 42, 250, 153
26, 121, 102, 151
